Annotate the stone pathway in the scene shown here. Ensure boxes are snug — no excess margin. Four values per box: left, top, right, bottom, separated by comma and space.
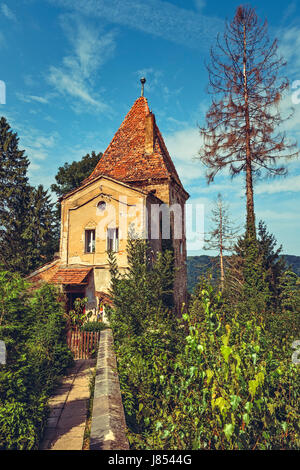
40, 359, 96, 450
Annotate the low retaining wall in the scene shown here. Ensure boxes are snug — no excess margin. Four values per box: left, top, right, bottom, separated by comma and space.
90, 329, 129, 450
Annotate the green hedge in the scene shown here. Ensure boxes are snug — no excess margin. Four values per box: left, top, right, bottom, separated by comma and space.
80, 321, 108, 332
113, 284, 300, 449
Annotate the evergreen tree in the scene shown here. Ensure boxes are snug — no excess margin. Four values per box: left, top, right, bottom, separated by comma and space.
0, 117, 30, 274
226, 231, 270, 318
279, 270, 300, 314
23, 185, 58, 273
108, 237, 175, 342
226, 221, 289, 318
257, 220, 286, 309
0, 118, 58, 275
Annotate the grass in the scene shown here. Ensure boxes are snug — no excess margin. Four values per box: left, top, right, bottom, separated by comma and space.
82, 366, 96, 450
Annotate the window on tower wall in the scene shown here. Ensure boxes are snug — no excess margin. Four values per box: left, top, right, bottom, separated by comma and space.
107, 228, 119, 252
85, 229, 95, 253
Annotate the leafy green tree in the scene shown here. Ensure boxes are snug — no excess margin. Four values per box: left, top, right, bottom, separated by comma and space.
226, 231, 270, 318
107, 237, 181, 432
51, 151, 102, 198
0, 273, 72, 449
270, 270, 300, 340
114, 278, 300, 450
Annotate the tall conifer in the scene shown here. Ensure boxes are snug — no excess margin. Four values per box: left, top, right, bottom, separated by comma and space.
0, 117, 30, 273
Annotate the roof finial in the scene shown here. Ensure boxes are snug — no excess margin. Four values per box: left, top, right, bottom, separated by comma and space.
140, 77, 146, 97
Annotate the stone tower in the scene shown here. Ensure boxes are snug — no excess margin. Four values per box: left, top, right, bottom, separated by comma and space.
28, 93, 189, 315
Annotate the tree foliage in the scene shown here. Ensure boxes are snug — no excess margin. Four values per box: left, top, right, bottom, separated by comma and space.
0, 273, 73, 449
110, 273, 299, 449
107, 237, 175, 342
106, 230, 300, 450
51, 151, 102, 199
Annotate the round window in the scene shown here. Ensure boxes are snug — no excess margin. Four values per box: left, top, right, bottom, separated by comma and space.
97, 201, 106, 212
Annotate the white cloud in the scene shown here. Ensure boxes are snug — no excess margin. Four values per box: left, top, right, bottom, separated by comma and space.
165, 127, 201, 162
16, 93, 49, 104
48, 0, 222, 50
164, 127, 204, 183
278, 26, 300, 73
19, 127, 59, 164
1, 4, 16, 21
256, 174, 300, 194
47, 15, 116, 112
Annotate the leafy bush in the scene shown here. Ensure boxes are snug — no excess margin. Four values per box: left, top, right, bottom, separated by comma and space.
80, 321, 108, 332
0, 272, 73, 449
109, 254, 299, 449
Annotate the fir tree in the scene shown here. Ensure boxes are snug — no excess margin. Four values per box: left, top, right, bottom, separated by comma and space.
257, 220, 286, 309
23, 185, 58, 273
0, 117, 30, 274
227, 231, 270, 318
108, 237, 175, 342
279, 270, 300, 314
0, 118, 58, 275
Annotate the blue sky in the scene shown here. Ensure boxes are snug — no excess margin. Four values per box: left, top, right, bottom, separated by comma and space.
1, 0, 300, 255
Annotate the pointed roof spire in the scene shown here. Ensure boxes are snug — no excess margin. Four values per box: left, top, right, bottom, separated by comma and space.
84, 95, 186, 193
140, 77, 146, 97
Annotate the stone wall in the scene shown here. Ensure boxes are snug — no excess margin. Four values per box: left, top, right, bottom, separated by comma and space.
90, 329, 129, 450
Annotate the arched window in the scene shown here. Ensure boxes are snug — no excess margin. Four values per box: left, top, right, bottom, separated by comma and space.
97, 201, 106, 212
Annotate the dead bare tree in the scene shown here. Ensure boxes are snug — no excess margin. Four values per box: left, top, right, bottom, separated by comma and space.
205, 193, 239, 290
199, 5, 298, 238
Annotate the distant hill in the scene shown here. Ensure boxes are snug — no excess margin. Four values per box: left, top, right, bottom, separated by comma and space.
187, 254, 300, 293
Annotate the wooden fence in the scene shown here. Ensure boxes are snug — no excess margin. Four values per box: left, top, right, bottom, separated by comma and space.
66, 327, 101, 359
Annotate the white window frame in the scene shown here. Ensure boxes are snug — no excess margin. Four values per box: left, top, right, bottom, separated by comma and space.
85, 229, 95, 253
107, 227, 119, 252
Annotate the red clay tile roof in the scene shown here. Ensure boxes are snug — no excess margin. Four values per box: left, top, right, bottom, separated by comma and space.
50, 267, 92, 285
84, 96, 183, 188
